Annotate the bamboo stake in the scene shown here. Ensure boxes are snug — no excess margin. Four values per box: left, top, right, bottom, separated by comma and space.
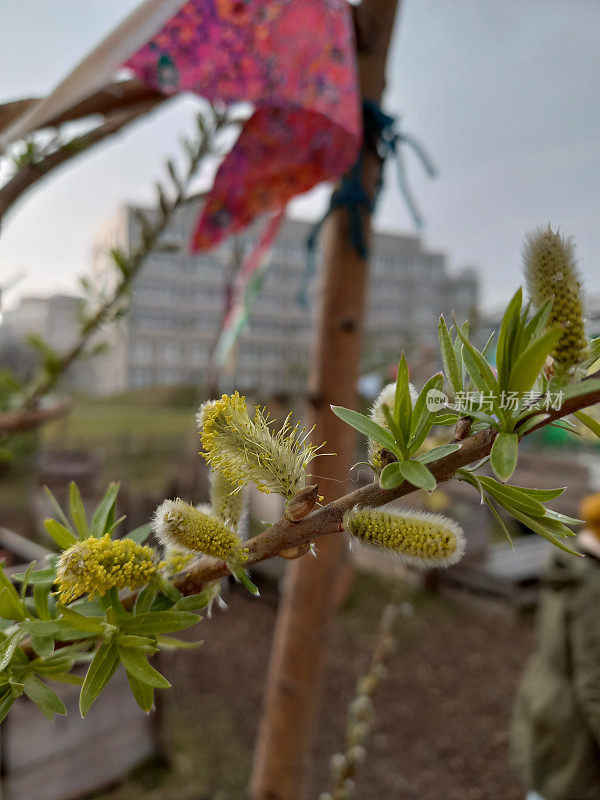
250, 3, 402, 798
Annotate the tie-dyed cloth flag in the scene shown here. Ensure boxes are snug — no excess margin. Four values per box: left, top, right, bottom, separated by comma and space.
125, 0, 360, 252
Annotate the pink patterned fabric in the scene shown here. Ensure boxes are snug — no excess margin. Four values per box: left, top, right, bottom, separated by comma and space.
125, 0, 360, 251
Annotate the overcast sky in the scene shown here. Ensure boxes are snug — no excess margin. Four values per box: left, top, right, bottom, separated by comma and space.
0, 0, 599, 311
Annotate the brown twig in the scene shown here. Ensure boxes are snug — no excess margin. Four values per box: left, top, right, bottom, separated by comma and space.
0, 399, 71, 434
0, 100, 159, 224
172, 376, 600, 596
0, 79, 164, 136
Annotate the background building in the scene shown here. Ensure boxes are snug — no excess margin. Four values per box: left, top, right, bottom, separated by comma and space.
90, 198, 479, 397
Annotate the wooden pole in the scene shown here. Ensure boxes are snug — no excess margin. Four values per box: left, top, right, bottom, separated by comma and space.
250, 3, 402, 798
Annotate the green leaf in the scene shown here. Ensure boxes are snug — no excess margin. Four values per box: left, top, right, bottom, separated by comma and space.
23, 675, 66, 719
381, 406, 408, 459
116, 645, 170, 688
410, 373, 444, 452
490, 433, 519, 481
79, 640, 119, 717
508, 328, 563, 395
20, 619, 61, 636
379, 462, 404, 490
508, 508, 580, 555
44, 518, 77, 550
125, 523, 152, 545
478, 476, 546, 517
398, 460, 437, 492
574, 410, 600, 439
483, 496, 513, 546
120, 611, 199, 636
47, 672, 85, 686
394, 355, 413, 446
521, 297, 554, 351
330, 406, 399, 456
43, 486, 76, 535
90, 483, 120, 538
156, 634, 202, 650
516, 413, 550, 435
518, 486, 566, 502
0, 690, 18, 723
30, 635, 55, 658
56, 603, 105, 635
496, 288, 523, 388
175, 591, 213, 612
116, 634, 155, 649
0, 629, 22, 671
135, 583, 158, 615
69, 482, 89, 539
416, 443, 461, 464
126, 670, 155, 712
0, 587, 27, 621
12, 567, 56, 585
438, 316, 462, 394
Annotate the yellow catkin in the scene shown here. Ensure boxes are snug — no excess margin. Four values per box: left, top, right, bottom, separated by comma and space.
523, 225, 588, 371
56, 535, 156, 603
152, 498, 243, 564
210, 469, 244, 528
197, 392, 322, 501
344, 506, 465, 568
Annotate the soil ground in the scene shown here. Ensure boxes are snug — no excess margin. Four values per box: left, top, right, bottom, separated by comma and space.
98, 571, 534, 800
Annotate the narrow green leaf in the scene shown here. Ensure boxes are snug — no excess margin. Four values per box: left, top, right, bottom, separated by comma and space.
43, 486, 75, 535
135, 582, 158, 615
0, 629, 22, 671
69, 482, 89, 539
508, 328, 563, 395
518, 486, 566, 502
483, 496, 513, 546
13, 567, 56, 585
416, 443, 461, 464
120, 611, 199, 636
521, 297, 554, 350
379, 462, 404, 490
574, 410, 600, 439
156, 634, 202, 650
79, 641, 119, 717
23, 675, 66, 719
125, 523, 152, 545
126, 670, 155, 712
490, 433, 519, 481
438, 316, 462, 394
116, 645, 170, 688
398, 460, 437, 491
44, 518, 77, 550
0, 587, 27, 621
47, 672, 85, 686
508, 508, 580, 555
20, 619, 61, 636
382, 405, 408, 459
410, 373, 444, 452
478, 476, 546, 517
330, 406, 399, 456
561, 377, 600, 403
0, 690, 17, 723
496, 288, 523, 388
516, 413, 550, 435
175, 591, 213, 612
56, 603, 105, 635
90, 483, 120, 538
30, 635, 55, 658
394, 355, 412, 445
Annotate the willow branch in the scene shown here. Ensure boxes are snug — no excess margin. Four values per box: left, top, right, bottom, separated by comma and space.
0, 100, 159, 224
0, 79, 164, 136
0, 399, 71, 434
172, 379, 600, 595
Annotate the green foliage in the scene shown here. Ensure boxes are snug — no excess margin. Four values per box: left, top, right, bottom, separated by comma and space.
332, 358, 449, 491
0, 483, 214, 725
